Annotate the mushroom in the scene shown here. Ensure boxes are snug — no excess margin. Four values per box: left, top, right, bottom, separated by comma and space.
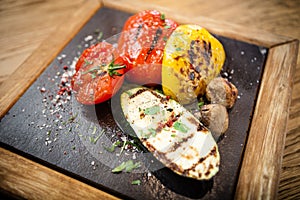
200, 104, 229, 141
206, 77, 238, 108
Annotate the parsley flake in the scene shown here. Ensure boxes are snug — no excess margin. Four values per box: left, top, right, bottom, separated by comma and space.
112, 160, 141, 173
173, 121, 189, 133
144, 105, 160, 115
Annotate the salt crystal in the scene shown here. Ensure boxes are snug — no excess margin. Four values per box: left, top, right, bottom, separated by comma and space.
84, 35, 93, 42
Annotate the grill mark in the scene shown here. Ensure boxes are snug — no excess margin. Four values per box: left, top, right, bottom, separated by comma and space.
182, 145, 218, 177
145, 27, 163, 61
134, 23, 143, 41
167, 132, 194, 153
129, 88, 148, 99
142, 133, 218, 179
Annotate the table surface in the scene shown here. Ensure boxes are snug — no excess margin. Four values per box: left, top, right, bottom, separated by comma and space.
0, 0, 299, 199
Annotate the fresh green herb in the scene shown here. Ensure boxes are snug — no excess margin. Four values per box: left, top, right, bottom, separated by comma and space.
163, 36, 168, 42
164, 25, 171, 29
104, 141, 121, 152
84, 59, 93, 66
120, 140, 127, 154
131, 180, 141, 185
111, 160, 141, 173
89, 129, 104, 144
68, 113, 78, 123
91, 126, 97, 135
107, 58, 126, 77
82, 66, 100, 75
125, 90, 133, 96
173, 121, 189, 133
148, 128, 157, 137
176, 47, 182, 51
144, 105, 160, 115
47, 130, 51, 136
160, 13, 165, 20
171, 134, 176, 137
198, 101, 205, 107
96, 31, 103, 41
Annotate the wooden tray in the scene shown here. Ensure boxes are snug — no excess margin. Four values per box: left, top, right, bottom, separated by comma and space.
0, 0, 298, 199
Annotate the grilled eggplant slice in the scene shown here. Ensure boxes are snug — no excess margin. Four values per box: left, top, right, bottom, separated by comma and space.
120, 87, 220, 180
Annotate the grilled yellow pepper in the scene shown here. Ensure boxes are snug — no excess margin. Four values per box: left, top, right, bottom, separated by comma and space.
162, 24, 225, 104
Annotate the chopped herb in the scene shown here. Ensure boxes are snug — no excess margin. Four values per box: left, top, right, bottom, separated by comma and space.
89, 129, 104, 144
125, 90, 133, 96
164, 25, 171, 29
160, 13, 165, 20
120, 140, 127, 154
112, 160, 141, 173
176, 47, 182, 51
173, 121, 189, 133
47, 130, 51, 135
131, 180, 141, 185
163, 36, 168, 42
97, 31, 103, 41
107, 58, 126, 77
148, 128, 157, 137
82, 66, 100, 75
83, 59, 93, 66
171, 134, 176, 137
68, 113, 78, 123
144, 105, 160, 115
91, 126, 97, 135
104, 141, 121, 152
198, 101, 205, 107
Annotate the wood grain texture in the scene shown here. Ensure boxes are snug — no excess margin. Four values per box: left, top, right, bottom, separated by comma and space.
103, 0, 295, 48
0, 0, 299, 199
0, 0, 101, 118
0, 148, 119, 200
235, 40, 299, 200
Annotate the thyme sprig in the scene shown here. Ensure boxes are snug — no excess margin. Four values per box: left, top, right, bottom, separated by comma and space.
107, 59, 126, 78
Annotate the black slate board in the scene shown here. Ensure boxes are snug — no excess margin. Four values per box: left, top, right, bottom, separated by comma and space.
0, 7, 268, 200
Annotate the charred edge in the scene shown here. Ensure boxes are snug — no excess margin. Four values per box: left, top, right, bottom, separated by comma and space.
189, 39, 213, 70
167, 132, 194, 153
187, 117, 207, 133
129, 88, 148, 99
204, 164, 214, 177
145, 27, 163, 61
149, 90, 169, 104
183, 146, 217, 178
134, 23, 143, 41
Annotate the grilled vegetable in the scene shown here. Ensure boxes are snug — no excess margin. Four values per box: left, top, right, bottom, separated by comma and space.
120, 87, 220, 180
206, 77, 238, 108
200, 104, 229, 140
71, 42, 125, 105
118, 10, 178, 84
162, 24, 225, 104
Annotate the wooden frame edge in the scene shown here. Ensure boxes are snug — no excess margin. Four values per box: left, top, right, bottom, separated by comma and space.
102, 0, 294, 48
0, 1, 299, 199
0, 148, 120, 200
235, 39, 299, 199
0, 0, 102, 119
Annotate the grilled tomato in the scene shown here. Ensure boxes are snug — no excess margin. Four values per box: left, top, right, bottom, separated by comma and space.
72, 42, 125, 105
118, 10, 178, 84
162, 24, 225, 104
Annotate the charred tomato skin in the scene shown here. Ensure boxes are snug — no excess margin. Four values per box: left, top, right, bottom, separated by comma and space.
72, 42, 125, 105
118, 10, 179, 84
